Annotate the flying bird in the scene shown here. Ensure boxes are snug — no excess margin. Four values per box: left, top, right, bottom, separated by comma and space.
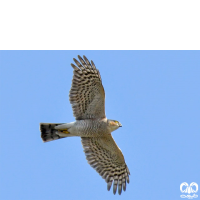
40, 55, 130, 195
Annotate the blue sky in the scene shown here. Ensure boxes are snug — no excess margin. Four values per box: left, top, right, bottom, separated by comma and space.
0, 51, 199, 200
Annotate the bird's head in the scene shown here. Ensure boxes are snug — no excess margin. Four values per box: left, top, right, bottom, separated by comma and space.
107, 119, 122, 132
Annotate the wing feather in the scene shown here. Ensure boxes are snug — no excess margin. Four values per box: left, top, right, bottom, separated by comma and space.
69, 55, 105, 120
81, 134, 130, 195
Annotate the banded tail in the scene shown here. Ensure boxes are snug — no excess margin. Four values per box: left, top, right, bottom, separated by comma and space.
40, 122, 75, 142
40, 123, 65, 142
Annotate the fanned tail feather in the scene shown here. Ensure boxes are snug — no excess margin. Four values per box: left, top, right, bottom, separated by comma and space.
40, 123, 65, 142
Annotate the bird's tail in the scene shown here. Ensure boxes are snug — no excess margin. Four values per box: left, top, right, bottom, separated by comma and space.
40, 122, 75, 142
40, 123, 66, 142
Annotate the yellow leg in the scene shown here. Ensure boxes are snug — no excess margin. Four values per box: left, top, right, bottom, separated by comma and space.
60, 129, 69, 134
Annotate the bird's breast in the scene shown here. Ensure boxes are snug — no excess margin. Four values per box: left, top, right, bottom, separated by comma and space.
74, 119, 108, 137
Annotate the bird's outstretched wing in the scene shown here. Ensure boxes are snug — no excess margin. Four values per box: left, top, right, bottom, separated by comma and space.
81, 134, 130, 195
69, 55, 105, 120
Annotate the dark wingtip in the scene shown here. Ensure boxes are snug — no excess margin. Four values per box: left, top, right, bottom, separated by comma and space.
77, 55, 82, 59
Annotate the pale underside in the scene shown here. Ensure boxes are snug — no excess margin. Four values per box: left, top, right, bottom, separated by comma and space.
69, 56, 130, 195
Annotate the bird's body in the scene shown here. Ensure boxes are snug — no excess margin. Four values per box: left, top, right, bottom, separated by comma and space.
69, 118, 109, 137
40, 55, 130, 195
